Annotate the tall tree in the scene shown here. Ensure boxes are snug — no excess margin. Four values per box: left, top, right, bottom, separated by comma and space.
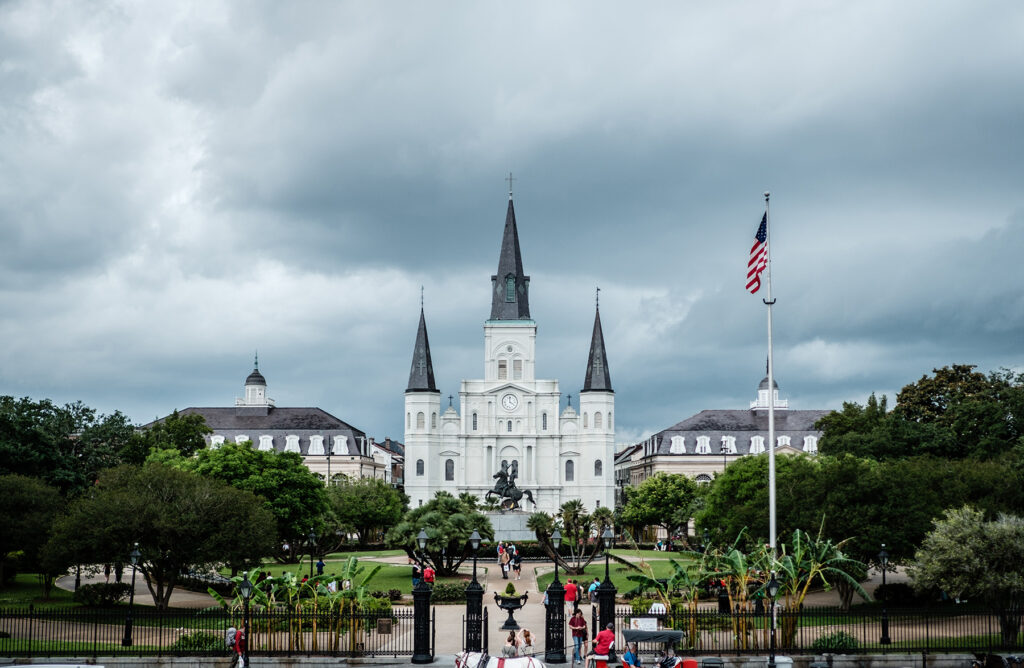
620, 473, 699, 544
137, 410, 212, 457
44, 463, 276, 609
167, 440, 329, 553
0, 475, 63, 585
328, 476, 407, 545
385, 491, 493, 576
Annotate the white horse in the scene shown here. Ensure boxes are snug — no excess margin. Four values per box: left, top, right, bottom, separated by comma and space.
455, 651, 548, 668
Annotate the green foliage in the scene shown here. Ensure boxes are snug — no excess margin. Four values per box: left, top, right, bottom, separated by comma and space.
44, 463, 277, 609
429, 580, 468, 602
72, 583, 132, 607
169, 631, 225, 652
621, 473, 699, 541
328, 477, 406, 544
0, 396, 141, 497
911, 506, 1024, 645
811, 630, 859, 651
504, 582, 517, 595
138, 410, 212, 458
0, 474, 62, 585
173, 440, 328, 550
369, 589, 403, 601
385, 491, 493, 576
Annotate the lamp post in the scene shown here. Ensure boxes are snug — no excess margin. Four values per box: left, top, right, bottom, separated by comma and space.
766, 571, 780, 668
326, 443, 332, 486
465, 529, 484, 652
240, 571, 254, 668
121, 543, 141, 647
702, 529, 710, 553
307, 528, 317, 579
879, 544, 891, 645
598, 527, 617, 633
545, 529, 566, 663
412, 528, 433, 664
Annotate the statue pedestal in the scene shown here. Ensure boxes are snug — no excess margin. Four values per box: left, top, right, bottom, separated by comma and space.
485, 511, 535, 542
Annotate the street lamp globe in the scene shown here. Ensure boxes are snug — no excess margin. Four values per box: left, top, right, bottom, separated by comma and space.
469, 529, 481, 552
417, 529, 428, 551
601, 527, 614, 549
130, 544, 141, 566
766, 571, 780, 599
240, 572, 254, 600
551, 529, 562, 550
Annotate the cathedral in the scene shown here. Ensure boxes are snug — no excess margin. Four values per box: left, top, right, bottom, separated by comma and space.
403, 194, 616, 515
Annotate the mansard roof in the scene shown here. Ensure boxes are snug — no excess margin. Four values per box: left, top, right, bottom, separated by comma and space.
638, 408, 829, 457
406, 307, 438, 392
582, 305, 613, 392
489, 198, 531, 320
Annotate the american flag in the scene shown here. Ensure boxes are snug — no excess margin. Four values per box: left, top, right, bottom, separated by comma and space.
746, 213, 768, 294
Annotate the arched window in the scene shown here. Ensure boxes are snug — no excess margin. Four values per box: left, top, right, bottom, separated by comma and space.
505, 275, 515, 302
406, 412, 410, 428
669, 436, 685, 454
445, 459, 454, 481
804, 436, 818, 453
541, 412, 548, 431
695, 436, 711, 454
513, 359, 523, 379
308, 435, 325, 455
235, 434, 250, 445
332, 435, 347, 455
416, 459, 424, 476
565, 460, 575, 482
472, 412, 478, 430
594, 460, 603, 476
583, 413, 589, 428
431, 412, 437, 429
498, 359, 508, 380
416, 412, 425, 429
595, 412, 603, 428
608, 411, 613, 429
285, 435, 300, 453
507, 421, 512, 433
695, 474, 713, 485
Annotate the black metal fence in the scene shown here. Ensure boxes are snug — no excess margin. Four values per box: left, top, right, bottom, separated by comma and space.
611, 605, 1024, 656
0, 605, 417, 658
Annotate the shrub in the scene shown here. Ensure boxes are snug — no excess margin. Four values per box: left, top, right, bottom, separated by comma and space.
811, 631, 859, 652
370, 589, 405, 602
431, 581, 469, 603
170, 631, 225, 652
73, 583, 132, 607
874, 582, 936, 606
504, 582, 517, 596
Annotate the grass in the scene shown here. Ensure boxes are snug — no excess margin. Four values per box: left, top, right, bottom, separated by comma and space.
217, 550, 404, 580
536, 560, 678, 593
0, 573, 78, 609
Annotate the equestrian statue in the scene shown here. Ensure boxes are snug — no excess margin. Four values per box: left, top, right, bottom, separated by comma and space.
485, 460, 536, 511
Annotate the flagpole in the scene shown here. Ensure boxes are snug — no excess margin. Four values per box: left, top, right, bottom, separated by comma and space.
763, 191, 777, 552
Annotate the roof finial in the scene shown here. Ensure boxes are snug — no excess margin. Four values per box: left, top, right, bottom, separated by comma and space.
420, 285, 424, 310
448, 394, 453, 407
567, 393, 572, 408
506, 171, 516, 200
254, 350, 259, 370
596, 285, 600, 309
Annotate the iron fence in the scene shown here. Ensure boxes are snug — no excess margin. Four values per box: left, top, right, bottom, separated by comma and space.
0, 605, 417, 658
612, 605, 1024, 656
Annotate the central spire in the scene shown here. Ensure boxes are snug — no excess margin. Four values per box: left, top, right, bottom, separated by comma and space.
582, 302, 613, 393
407, 307, 438, 392
490, 196, 531, 320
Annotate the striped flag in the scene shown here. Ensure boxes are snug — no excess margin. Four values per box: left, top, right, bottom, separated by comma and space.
746, 213, 768, 294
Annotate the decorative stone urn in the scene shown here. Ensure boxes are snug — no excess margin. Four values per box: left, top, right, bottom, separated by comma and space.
493, 591, 529, 630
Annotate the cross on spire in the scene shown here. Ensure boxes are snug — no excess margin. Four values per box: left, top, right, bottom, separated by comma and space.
506, 172, 516, 200
421, 285, 424, 309
596, 285, 601, 309
448, 394, 453, 407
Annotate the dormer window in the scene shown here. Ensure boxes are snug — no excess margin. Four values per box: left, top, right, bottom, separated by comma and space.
669, 436, 685, 454
778, 435, 791, 448
285, 435, 300, 453
721, 436, 737, 454
258, 435, 274, 451
210, 435, 225, 448
308, 435, 325, 455
695, 436, 711, 454
333, 435, 347, 454
505, 275, 515, 302
804, 436, 818, 453
750, 435, 765, 454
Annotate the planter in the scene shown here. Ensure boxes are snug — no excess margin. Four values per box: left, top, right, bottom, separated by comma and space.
494, 592, 529, 630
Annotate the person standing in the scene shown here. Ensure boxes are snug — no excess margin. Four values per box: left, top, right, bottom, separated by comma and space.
569, 608, 588, 663
500, 549, 511, 579
411, 560, 422, 588
316, 558, 325, 576
512, 550, 522, 581
588, 578, 601, 605
565, 576, 578, 611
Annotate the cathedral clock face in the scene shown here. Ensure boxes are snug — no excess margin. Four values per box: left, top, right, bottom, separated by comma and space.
501, 393, 519, 411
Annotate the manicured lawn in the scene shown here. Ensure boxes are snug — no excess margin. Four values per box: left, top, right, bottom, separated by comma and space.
535, 559, 677, 593
607, 549, 678, 560
0, 573, 77, 609
218, 550, 405, 580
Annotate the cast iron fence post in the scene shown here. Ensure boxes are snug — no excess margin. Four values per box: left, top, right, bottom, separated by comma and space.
412, 577, 433, 663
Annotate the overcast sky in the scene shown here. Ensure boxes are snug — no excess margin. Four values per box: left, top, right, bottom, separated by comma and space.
1, 1, 1022, 446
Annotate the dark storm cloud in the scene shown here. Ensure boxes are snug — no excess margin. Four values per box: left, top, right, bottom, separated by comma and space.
0, 1, 1022, 444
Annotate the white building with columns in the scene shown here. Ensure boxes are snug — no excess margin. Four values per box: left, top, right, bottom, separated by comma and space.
403, 194, 616, 515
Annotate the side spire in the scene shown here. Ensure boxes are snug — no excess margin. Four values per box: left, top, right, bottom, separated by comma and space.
581, 298, 613, 393
489, 193, 531, 320
407, 306, 438, 392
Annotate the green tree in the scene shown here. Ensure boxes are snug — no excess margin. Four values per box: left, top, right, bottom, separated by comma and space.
138, 410, 212, 457
385, 491, 493, 576
528, 500, 613, 575
44, 463, 276, 609
170, 440, 329, 554
910, 506, 1024, 645
621, 473, 699, 544
0, 474, 63, 586
0, 396, 141, 496
327, 476, 407, 545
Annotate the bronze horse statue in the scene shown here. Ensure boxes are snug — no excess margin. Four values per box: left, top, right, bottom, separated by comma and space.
486, 461, 536, 510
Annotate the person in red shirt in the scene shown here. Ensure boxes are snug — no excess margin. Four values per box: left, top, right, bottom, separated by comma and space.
422, 564, 435, 585
586, 623, 615, 668
564, 577, 578, 611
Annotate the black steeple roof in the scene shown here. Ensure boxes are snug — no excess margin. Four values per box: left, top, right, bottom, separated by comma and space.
245, 353, 266, 386
406, 307, 438, 393
489, 198, 531, 320
582, 305, 613, 393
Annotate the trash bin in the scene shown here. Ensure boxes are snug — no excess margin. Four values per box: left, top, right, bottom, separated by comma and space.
717, 592, 731, 613
701, 658, 724, 668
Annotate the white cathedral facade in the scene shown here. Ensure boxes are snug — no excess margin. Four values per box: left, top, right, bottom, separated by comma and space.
403, 195, 616, 515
